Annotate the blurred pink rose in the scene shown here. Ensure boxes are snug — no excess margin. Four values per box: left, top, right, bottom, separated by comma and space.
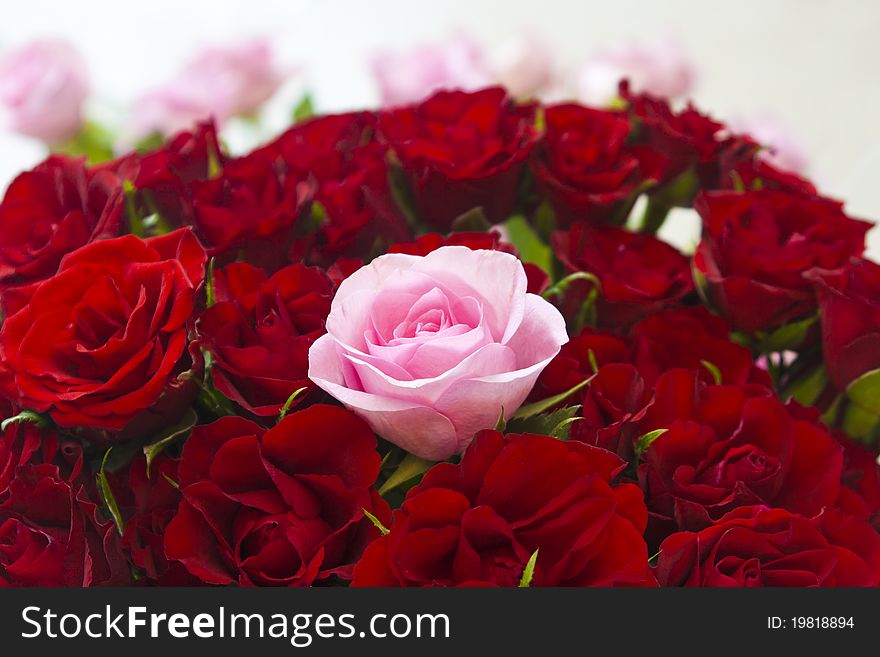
0, 39, 89, 144
132, 38, 285, 138
575, 36, 695, 106
370, 33, 490, 106
308, 246, 568, 460
487, 35, 556, 99
730, 114, 810, 174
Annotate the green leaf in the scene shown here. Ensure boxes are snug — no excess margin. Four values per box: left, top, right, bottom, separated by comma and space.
495, 406, 507, 432
378, 453, 434, 496
292, 94, 315, 123
753, 315, 817, 353
123, 180, 144, 238
785, 365, 827, 407
541, 271, 601, 301
386, 156, 424, 230
841, 400, 880, 442
96, 449, 125, 536
507, 405, 581, 437
550, 416, 584, 440
162, 473, 180, 490
634, 428, 668, 460
205, 257, 216, 308
519, 549, 539, 587
52, 120, 115, 164
143, 408, 198, 476
846, 368, 880, 416
504, 215, 552, 275
0, 409, 48, 432
450, 206, 491, 232
700, 359, 722, 385
512, 376, 595, 420
362, 508, 390, 536
278, 387, 309, 422
532, 200, 556, 241
587, 349, 599, 375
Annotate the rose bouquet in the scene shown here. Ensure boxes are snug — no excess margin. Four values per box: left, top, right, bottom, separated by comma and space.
0, 81, 878, 588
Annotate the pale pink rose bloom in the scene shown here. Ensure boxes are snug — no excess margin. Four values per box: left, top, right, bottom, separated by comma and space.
487, 35, 556, 99
309, 247, 568, 460
575, 36, 696, 106
730, 114, 810, 174
370, 33, 491, 106
0, 39, 89, 144
131, 38, 284, 138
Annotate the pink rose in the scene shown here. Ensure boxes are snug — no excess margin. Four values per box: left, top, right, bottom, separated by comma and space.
575, 35, 695, 107
370, 33, 490, 107
131, 38, 285, 138
487, 35, 557, 99
0, 39, 89, 144
308, 246, 568, 460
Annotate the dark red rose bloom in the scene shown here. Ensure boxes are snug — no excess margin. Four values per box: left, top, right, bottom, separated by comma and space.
530, 329, 630, 400
0, 229, 206, 439
0, 462, 128, 586
531, 103, 663, 226
379, 87, 538, 230
107, 455, 200, 585
0, 404, 84, 497
0, 155, 123, 293
637, 369, 842, 542
552, 223, 693, 330
388, 231, 549, 294
806, 258, 880, 391
196, 261, 332, 417
164, 405, 389, 586
630, 307, 771, 387
189, 146, 313, 268
716, 138, 819, 197
694, 190, 871, 333
836, 437, 880, 531
131, 120, 226, 230
654, 506, 880, 587
352, 430, 651, 587
270, 112, 411, 264
621, 81, 730, 188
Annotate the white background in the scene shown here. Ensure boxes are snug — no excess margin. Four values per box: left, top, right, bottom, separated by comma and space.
1, 0, 878, 255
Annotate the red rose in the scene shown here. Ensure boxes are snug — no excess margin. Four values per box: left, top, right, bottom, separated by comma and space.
352, 430, 650, 587
531, 103, 662, 225
531, 329, 630, 400
552, 223, 693, 330
0, 404, 83, 496
836, 437, 880, 531
630, 307, 771, 387
131, 120, 225, 230
654, 506, 880, 587
379, 87, 538, 229
270, 112, 411, 264
388, 231, 549, 294
0, 463, 128, 586
0, 229, 206, 438
717, 140, 818, 197
0, 155, 123, 293
196, 261, 332, 417
695, 190, 871, 332
164, 405, 389, 586
638, 369, 842, 542
621, 82, 729, 189
807, 258, 880, 391
190, 146, 313, 268
108, 455, 199, 585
